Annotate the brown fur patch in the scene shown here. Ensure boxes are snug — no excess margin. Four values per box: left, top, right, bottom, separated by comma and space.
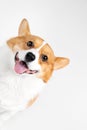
38, 44, 55, 82
26, 95, 39, 108
7, 35, 44, 52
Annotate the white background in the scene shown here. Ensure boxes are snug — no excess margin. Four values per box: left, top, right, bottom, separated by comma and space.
0, 0, 87, 130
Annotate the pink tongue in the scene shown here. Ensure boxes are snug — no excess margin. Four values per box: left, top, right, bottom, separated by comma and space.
14, 61, 28, 74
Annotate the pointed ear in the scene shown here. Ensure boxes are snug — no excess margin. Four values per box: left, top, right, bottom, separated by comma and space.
18, 18, 31, 36
54, 57, 70, 70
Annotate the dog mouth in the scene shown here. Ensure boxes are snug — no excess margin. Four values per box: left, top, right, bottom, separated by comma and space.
14, 52, 38, 74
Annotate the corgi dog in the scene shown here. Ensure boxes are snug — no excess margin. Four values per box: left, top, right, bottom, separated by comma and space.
0, 19, 69, 125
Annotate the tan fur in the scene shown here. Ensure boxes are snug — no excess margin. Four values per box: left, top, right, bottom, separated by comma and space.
54, 57, 70, 70
18, 18, 31, 36
7, 35, 44, 52
38, 44, 55, 82
38, 45, 69, 82
26, 95, 39, 107
7, 18, 69, 82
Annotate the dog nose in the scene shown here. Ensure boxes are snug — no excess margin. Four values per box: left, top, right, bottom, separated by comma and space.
25, 52, 36, 62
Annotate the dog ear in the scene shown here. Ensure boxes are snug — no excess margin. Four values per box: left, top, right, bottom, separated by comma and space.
18, 18, 31, 36
54, 57, 69, 70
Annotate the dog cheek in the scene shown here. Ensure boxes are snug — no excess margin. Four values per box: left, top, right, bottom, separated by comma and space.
29, 60, 41, 70
38, 63, 54, 82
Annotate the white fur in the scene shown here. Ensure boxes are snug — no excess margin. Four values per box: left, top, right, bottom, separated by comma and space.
18, 48, 41, 71
0, 43, 46, 126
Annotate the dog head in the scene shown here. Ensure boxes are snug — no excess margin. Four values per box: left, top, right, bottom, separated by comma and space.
7, 19, 69, 82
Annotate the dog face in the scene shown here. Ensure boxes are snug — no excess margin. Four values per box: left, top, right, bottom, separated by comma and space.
7, 19, 69, 82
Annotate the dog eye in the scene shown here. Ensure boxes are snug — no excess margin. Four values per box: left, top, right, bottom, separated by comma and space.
27, 41, 34, 47
41, 54, 48, 62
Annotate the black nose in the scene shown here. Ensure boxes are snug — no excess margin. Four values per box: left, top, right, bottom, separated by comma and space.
25, 52, 35, 62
